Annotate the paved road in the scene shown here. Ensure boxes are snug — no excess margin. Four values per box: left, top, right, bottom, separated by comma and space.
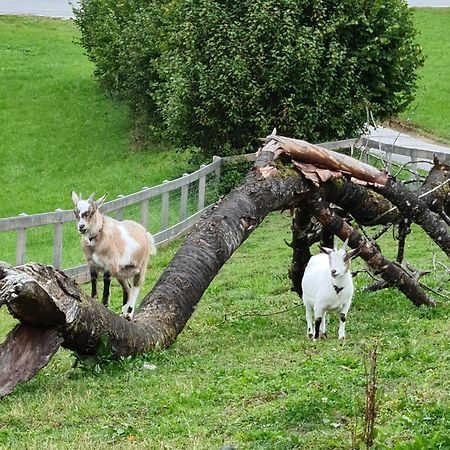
366, 126, 450, 153
409, 0, 450, 5
364, 126, 450, 169
0, 0, 448, 20
0, 0, 78, 19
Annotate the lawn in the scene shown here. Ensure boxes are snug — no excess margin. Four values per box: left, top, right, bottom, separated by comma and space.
0, 15, 186, 219
399, 8, 450, 143
0, 213, 449, 449
0, 9, 449, 450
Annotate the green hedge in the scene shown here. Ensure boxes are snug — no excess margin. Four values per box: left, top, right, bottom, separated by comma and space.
75, 0, 423, 159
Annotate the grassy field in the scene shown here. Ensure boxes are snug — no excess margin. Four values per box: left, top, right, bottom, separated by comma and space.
399, 8, 450, 142
0, 9, 449, 450
0, 15, 186, 219
0, 214, 449, 449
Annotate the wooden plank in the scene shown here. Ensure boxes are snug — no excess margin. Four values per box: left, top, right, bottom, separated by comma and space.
0, 209, 73, 232
198, 165, 206, 211
52, 209, 64, 269
140, 187, 150, 229
114, 195, 124, 221
161, 181, 170, 231
179, 174, 189, 222
410, 155, 418, 183
15, 214, 27, 266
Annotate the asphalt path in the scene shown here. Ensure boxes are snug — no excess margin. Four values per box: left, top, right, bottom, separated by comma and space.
0, 0, 449, 20
0, 0, 78, 19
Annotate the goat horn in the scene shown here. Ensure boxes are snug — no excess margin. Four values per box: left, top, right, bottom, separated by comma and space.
88, 192, 95, 202
342, 237, 349, 251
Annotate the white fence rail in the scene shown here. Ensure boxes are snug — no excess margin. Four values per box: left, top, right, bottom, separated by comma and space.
1, 138, 448, 283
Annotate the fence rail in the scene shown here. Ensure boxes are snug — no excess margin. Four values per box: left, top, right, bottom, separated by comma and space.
361, 137, 450, 164
1, 137, 447, 283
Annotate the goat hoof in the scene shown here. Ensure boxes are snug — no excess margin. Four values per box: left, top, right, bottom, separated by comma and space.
121, 305, 134, 321
319, 332, 327, 339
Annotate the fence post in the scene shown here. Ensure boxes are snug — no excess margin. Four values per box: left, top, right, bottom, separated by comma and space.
140, 187, 150, 230
115, 194, 124, 221
410, 156, 419, 189
198, 165, 207, 211
361, 147, 369, 164
53, 208, 64, 269
213, 155, 222, 179
161, 180, 170, 231
179, 174, 189, 222
16, 213, 28, 266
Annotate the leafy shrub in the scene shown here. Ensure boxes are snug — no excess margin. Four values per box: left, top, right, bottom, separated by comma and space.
75, 0, 423, 159
74, 0, 164, 126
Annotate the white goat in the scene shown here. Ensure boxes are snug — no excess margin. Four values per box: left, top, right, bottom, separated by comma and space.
301, 238, 359, 340
71, 192, 157, 320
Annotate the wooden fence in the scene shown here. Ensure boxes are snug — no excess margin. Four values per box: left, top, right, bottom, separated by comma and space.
0, 156, 221, 283
1, 137, 448, 283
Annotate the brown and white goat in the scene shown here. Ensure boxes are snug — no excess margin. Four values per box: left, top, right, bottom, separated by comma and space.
72, 192, 157, 320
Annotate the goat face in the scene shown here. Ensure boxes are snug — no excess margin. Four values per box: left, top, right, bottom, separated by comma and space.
320, 238, 360, 279
71, 192, 106, 237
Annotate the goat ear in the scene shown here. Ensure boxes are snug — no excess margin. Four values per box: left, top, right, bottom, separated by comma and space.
319, 246, 333, 255
345, 247, 360, 261
71, 191, 79, 205
96, 194, 107, 208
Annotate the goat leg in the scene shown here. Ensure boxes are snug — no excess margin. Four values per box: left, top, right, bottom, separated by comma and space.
90, 268, 98, 299
102, 271, 111, 306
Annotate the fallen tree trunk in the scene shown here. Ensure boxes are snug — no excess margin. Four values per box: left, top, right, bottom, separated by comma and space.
0, 138, 312, 396
0, 133, 446, 398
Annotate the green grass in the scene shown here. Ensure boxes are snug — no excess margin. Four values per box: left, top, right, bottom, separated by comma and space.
0, 15, 186, 219
0, 213, 449, 449
400, 9, 450, 143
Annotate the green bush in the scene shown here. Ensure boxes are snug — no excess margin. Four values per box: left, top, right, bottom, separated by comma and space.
74, 0, 164, 126
75, 0, 423, 159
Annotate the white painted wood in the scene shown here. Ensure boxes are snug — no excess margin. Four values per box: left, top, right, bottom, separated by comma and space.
198, 165, 207, 211
179, 174, 189, 222
52, 209, 64, 269
15, 213, 28, 266
161, 181, 170, 231
115, 194, 125, 221
140, 187, 150, 229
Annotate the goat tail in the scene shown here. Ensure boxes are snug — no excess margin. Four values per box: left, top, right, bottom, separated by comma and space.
148, 232, 157, 256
